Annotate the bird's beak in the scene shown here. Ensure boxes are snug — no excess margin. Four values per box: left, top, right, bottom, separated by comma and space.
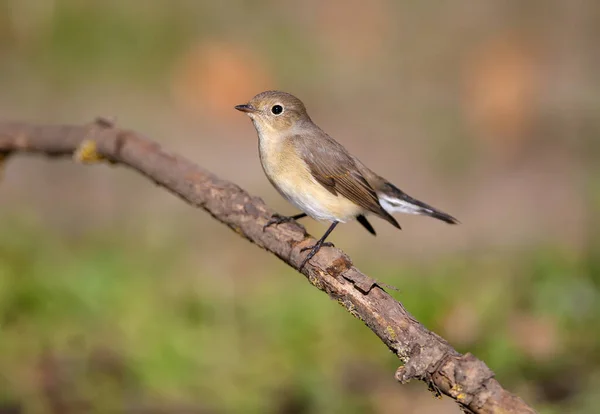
234, 104, 257, 113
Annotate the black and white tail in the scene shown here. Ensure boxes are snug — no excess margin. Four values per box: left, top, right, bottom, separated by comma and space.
377, 183, 459, 225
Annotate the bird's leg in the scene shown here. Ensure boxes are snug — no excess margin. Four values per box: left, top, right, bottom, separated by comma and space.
299, 221, 339, 269
263, 213, 307, 231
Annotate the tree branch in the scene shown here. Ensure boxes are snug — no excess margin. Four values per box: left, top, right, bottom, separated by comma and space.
0, 119, 536, 414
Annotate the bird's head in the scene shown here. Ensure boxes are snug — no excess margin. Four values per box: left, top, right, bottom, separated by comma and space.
235, 90, 311, 134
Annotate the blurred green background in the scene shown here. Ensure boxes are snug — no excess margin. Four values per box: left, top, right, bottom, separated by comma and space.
1, 1, 599, 413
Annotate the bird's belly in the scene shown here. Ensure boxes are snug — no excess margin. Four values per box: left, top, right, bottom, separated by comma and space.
259, 136, 363, 223
271, 171, 363, 223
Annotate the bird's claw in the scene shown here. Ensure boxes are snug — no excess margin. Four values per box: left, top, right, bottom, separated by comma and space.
298, 242, 335, 269
300, 242, 334, 253
263, 213, 307, 231
263, 214, 293, 231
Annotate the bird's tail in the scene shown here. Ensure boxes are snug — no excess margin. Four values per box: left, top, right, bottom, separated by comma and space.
377, 183, 459, 225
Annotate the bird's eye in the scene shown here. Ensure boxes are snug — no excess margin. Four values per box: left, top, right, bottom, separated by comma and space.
271, 104, 283, 115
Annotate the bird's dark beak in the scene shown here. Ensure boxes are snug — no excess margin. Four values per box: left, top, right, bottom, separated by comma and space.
234, 104, 257, 113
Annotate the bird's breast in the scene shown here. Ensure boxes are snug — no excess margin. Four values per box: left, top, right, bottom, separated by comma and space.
258, 134, 363, 222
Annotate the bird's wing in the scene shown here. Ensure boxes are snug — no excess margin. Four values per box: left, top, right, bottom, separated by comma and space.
294, 133, 400, 229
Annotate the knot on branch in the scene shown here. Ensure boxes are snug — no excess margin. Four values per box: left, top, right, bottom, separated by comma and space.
74, 117, 122, 164
396, 352, 496, 411
93, 116, 117, 129
441, 353, 495, 407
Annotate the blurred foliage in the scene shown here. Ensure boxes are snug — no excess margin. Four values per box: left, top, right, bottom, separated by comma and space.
1, 218, 599, 413
1, 0, 599, 413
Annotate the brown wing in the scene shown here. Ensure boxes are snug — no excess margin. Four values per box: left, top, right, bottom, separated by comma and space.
294, 133, 400, 229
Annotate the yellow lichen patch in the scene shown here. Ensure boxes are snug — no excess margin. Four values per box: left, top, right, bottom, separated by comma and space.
450, 384, 465, 400
308, 274, 323, 290
386, 325, 397, 341
74, 140, 106, 164
336, 299, 362, 319
341, 299, 355, 312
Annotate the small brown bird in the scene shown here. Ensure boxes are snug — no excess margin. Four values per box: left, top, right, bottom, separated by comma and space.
235, 91, 458, 268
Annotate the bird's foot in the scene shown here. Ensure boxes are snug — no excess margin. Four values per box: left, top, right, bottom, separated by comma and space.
299, 241, 335, 269
300, 242, 334, 253
263, 214, 293, 231
263, 213, 306, 231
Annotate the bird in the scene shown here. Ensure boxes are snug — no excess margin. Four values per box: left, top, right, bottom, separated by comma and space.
235, 90, 458, 269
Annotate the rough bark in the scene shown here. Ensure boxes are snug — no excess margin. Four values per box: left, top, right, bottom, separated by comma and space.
0, 119, 536, 413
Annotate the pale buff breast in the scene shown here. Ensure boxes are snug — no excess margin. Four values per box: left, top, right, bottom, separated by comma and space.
258, 133, 363, 222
